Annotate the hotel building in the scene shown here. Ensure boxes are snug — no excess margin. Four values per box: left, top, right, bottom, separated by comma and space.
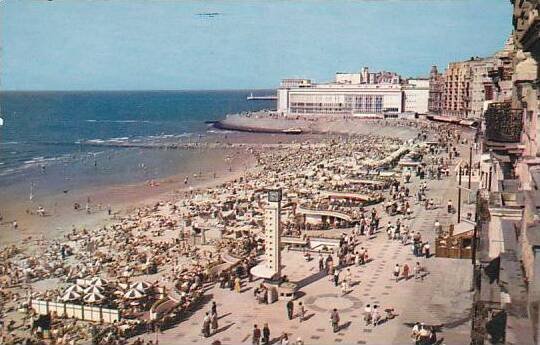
276, 67, 429, 116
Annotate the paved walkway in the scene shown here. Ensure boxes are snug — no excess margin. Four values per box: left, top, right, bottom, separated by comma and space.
135, 149, 474, 345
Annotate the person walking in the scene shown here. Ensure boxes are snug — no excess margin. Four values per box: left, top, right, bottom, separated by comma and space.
211, 301, 217, 315
333, 269, 340, 287
298, 302, 305, 322
286, 300, 294, 320
211, 311, 218, 335
330, 308, 340, 333
262, 323, 270, 345
318, 255, 324, 272
393, 264, 401, 283
252, 324, 261, 345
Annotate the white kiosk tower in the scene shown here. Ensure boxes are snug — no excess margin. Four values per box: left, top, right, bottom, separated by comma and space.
265, 189, 282, 278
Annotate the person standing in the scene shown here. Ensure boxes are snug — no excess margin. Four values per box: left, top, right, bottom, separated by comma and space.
371, 305, 380, 326
333, 269, 339, 287
330, 308, 340, 333
280, 332, 289, 345
286, 300, 294, 320
318, 255, 324, 272
262, 323, 270, 345
363, 304, 372, 326
252, 324, 261, 345
234, 276, 241, 293
423, 242, 431, 258
414, 262, 423, 281
202, 312, 211, 337
211, 301, 217, 316
402, 263, 410, 281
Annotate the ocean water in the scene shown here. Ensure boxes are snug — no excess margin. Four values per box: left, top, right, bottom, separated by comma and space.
0, 90, 274, 192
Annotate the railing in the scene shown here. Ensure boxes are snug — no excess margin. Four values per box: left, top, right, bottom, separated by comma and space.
484, 102, 523, 143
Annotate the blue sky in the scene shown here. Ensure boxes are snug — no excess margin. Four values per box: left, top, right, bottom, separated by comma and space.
1, 0, 512, 91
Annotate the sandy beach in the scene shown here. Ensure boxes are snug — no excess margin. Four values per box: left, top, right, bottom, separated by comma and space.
0, 130, 328, 249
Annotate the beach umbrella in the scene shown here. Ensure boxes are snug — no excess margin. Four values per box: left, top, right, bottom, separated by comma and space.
123, 288, 145, 300
64, 284, 84, 295
84, 285, 104, 294
61, 290, 81, 302
90, 277, 108, 287
130, 281, 151, 292
83, 291, 105, 304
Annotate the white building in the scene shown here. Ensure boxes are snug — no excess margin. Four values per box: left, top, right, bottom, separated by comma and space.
277, 68, 429, 116
403, 79, 430, 114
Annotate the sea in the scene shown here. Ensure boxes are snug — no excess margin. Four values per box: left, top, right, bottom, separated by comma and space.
0, 90, 274, 197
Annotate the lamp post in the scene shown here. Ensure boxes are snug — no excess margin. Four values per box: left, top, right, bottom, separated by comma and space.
458, 166, 462, 223
468, 145, 473, 189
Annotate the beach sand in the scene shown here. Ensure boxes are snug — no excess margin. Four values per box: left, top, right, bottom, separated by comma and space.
0, 146, 254, 248
0, 121, 419, 250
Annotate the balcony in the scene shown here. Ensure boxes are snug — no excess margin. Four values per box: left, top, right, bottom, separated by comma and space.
484, 102, 523, 143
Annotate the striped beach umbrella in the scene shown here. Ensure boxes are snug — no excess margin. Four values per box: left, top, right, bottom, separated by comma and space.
61, 290, 81, 302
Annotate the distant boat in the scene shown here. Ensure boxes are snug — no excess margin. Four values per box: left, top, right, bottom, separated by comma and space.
282, 127, 302, 134
247, 92, 277, 101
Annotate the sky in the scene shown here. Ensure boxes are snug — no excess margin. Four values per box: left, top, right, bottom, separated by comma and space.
1, 0, 512, 91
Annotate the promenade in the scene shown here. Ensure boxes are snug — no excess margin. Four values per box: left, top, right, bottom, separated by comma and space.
135, 136, 475, 345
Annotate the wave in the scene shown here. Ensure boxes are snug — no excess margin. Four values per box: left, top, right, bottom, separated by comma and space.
84, 119, 151, 124
0, 141, 20, 145
207, 129, 232, 134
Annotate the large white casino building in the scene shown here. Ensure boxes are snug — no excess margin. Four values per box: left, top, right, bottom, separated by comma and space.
276, 67, 429, 116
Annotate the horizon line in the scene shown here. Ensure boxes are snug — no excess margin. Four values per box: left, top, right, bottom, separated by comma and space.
0, 88, 278, 93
